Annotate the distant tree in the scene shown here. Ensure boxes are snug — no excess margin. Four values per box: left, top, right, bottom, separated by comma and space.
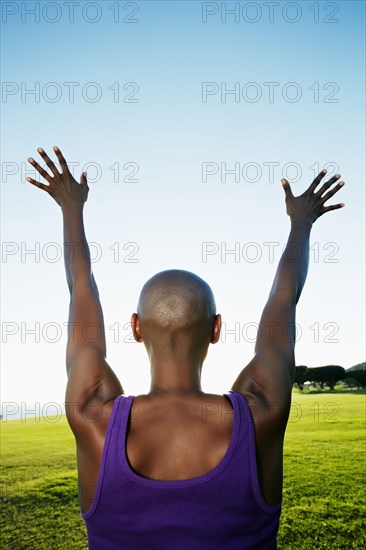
307, 367, 323, 388
307, 366, 345, 391
344, 377, 358, 389
344, 362, 365, 389
294, 366, 309, 390
347, 362, 366, 372
348, 370, 366, 389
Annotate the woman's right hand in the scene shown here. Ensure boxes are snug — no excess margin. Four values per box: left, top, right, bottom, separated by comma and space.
281, 170, 345, 225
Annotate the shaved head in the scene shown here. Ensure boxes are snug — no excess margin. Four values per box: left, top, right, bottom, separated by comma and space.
136, 269, 217, 347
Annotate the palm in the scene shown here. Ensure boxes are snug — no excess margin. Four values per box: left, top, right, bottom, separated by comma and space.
26, 146, 89, 208
281, 170, 345, 224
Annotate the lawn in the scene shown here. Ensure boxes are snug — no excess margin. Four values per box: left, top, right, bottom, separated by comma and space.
1, 390, 365, 549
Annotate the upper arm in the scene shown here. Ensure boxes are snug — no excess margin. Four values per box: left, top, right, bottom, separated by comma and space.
64, 282, 123, 435
65, 282, 107, 375
65, 347, 123, 436
231, 290, 297, 431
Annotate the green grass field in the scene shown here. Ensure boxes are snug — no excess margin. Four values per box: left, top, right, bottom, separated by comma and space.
1, 390, 365, 549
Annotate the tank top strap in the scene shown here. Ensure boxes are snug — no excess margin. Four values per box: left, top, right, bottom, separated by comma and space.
117, 394, 135, 427
225, 389, 282, 514
112, 394, 135, 455
80, 393, 127, 521
224, 389, 253, 423
108, 394, 136, 472
223, 389, 251, 447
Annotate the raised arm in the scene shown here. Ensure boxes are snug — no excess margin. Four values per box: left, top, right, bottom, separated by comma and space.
232, 170, 345, 423
230, 170, 345, 506
27, 146, 123, 434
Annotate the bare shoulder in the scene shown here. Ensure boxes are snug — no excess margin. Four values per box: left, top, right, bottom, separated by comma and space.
132, 391, 233, 412
229, 386, 285, 440
130, 392, 234, 431
66, 394, 121, 444
231, 350, 293, 437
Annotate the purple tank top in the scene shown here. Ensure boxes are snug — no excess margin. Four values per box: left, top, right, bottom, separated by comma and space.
81, 390, 282, 549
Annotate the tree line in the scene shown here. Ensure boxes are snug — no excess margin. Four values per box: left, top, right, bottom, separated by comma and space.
294, 362, 366, 391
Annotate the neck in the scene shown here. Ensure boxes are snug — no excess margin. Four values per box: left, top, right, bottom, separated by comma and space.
148, 348, 205, 396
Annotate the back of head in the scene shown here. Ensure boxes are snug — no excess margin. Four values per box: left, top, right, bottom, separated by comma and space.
137, 269, 216, 346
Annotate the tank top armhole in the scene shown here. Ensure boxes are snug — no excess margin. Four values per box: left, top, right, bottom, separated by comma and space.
230, 390, 282, 514
81, 394, 124, 521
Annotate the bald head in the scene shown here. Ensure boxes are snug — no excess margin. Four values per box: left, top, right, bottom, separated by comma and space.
136, 269, 216, 346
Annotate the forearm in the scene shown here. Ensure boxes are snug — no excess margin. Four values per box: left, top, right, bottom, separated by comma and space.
269, 219, 312, 304
62, 203, 97, 295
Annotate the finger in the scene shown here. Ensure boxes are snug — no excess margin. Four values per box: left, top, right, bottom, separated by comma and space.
315, 174, 342, 199
319, 180, 345, 204
307, 170, 327, 194
281, 178, 294, 200
36, 147, 60, 178
320, 203, 345, 215
28, 157, 53, 183
53, 146, 69, 175
80, 171, 88, 185
26, 177, 50, 193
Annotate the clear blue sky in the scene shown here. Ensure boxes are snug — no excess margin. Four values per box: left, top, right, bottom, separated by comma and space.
1, 1, 365, 419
